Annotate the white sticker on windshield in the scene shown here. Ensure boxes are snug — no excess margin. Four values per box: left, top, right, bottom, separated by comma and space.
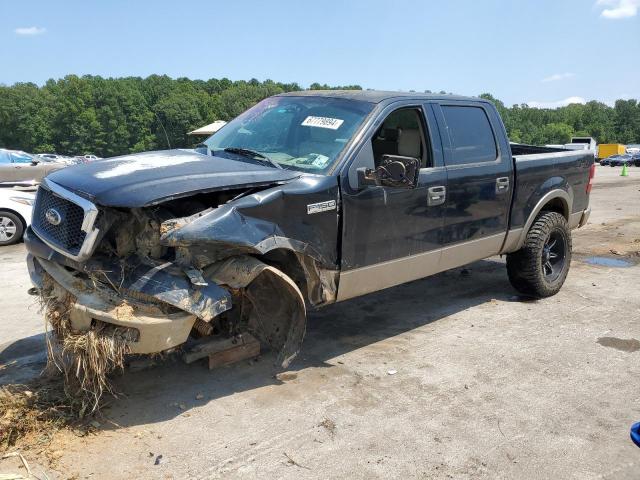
301, 116, 344, 130
309, 153, 330, 167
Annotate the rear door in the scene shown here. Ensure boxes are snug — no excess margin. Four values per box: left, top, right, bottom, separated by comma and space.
433, 102, 513, 267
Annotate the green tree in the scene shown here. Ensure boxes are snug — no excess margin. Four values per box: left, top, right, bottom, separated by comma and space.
540, 123, 574, 144
0, 77, 638, 157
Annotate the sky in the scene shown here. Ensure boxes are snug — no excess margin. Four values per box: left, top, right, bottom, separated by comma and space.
1, 0, 639, 107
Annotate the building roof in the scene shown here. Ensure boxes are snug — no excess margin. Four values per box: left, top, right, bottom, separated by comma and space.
277, 89, 479, 104
188, 120, 227, 136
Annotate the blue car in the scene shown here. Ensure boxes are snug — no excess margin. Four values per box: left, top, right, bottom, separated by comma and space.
600, 155, 617, 166
609, 154, 633, 167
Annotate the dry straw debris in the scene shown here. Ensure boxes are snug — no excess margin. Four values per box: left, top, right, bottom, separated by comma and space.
41, 274, 136, 415
0, 380, 74, 452
1, 274, 137, 450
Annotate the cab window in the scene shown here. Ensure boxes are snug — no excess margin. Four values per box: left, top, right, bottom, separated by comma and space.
441, 106, 497, 165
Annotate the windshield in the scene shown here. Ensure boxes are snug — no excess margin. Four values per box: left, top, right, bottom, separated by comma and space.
204, 96, 374, 173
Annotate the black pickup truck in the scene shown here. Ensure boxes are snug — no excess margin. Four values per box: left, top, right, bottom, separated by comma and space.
25, 90, 595, 366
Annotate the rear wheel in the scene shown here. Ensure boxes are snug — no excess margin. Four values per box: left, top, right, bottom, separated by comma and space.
506, 212, 571, 298
0, 211, 24, 246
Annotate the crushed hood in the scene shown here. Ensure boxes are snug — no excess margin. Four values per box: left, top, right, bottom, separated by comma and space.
46, 149, 301, 207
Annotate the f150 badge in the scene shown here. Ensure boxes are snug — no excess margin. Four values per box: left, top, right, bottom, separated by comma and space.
307, 200, 336, 215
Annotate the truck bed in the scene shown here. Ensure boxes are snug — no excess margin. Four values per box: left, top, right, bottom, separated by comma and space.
509, 143, 594, 232
510, 143, 567, 156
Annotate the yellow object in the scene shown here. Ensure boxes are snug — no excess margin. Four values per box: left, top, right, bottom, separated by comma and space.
598, 144, 626, 159
621, 163, 629, 177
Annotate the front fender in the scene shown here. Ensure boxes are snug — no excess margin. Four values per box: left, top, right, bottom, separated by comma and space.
161, 204, 328, 265
160, 176, 341, 269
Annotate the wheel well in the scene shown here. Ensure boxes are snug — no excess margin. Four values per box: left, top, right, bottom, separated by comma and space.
539, 197, 569, 220
0, 208, 27, 229
259, 249, 310, 303
504, 193, 572, 254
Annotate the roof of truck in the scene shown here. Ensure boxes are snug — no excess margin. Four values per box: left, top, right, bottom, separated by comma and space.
277, 89, 481, 104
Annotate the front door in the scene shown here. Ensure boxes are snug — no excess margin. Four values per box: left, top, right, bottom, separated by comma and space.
338, 104, 447, 300
0, 151, 16, 183
9, 151, 47, 183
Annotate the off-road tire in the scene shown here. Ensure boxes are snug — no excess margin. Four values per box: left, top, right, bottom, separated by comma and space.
0, 211, 24, 246
506, 211, 571, 298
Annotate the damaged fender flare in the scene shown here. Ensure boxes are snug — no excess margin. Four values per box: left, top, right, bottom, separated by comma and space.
206, 256, 306, 368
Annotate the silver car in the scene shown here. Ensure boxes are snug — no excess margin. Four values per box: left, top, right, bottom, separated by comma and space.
0, 149, 66, 184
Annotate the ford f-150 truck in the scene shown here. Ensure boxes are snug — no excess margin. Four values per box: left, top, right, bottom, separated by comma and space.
25, 90, 594, 368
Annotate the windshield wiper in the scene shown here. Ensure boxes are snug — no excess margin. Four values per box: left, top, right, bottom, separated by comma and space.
223, 147, 282, 169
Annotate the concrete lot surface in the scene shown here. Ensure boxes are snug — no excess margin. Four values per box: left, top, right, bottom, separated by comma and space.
1, 166, 639, 479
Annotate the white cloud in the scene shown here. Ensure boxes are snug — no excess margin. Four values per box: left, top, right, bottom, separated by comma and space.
526, 96, 587, 109
542, 72, 575, 83
14, 26, 46, 36
603, 93, 638, 106
596, 0, 640, 19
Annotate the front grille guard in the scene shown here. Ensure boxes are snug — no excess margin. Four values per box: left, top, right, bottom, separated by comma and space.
31, 178, 101, 262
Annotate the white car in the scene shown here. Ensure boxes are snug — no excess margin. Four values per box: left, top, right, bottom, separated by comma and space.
0, 187, 36, 246
74, 154, 101, 163
37, 153, 78, 166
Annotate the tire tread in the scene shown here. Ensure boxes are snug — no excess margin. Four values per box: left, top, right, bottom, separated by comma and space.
506, 211, 571, 298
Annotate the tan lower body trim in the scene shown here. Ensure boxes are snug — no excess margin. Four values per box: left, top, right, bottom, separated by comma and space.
500, 228, 523, 254
337, 233, 505, 301
578, 206, 591, 227
568, 211, 582, 229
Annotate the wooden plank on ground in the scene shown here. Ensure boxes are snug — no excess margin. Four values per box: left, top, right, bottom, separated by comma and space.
183, 335, 243, 364
208, 335, 260, 370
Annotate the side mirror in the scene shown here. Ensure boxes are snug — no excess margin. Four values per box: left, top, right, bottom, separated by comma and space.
30, 159, 40, 166
357, 155, 419, 189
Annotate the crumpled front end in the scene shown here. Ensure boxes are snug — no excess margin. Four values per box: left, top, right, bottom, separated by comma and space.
26, 244, 231, 354
25, 177, 321, 365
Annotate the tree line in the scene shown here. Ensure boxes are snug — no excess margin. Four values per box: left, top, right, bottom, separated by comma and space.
479, 93, 640, 146
0, 75, 638, 157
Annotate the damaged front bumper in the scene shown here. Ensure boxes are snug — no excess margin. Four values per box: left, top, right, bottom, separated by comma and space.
25, 227, 308, 366
26, 228, 233, 354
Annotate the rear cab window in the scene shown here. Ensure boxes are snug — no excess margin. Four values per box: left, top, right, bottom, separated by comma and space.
441, 105, 497, 166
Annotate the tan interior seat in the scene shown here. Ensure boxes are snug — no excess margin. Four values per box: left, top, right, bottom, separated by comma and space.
398, 129, 421, 158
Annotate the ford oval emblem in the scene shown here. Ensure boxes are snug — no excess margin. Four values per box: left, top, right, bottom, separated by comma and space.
45, 208, 62, 226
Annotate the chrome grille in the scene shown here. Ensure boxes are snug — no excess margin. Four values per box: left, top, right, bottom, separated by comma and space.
32, 187, 87, 255
31, 180, 99, 261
